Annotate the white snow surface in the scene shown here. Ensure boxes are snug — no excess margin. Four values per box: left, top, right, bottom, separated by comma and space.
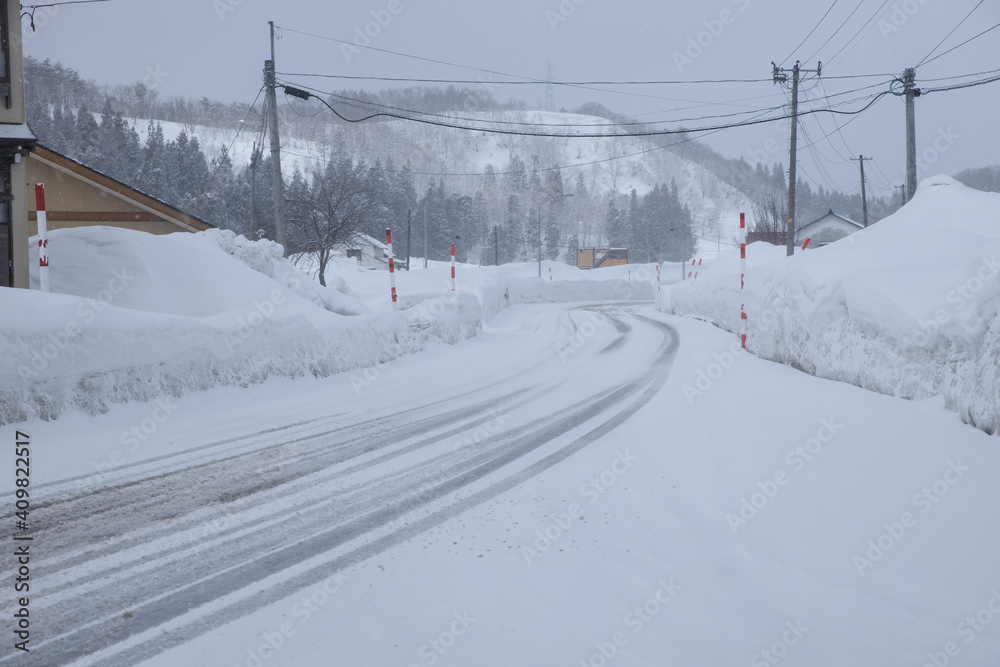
662, 175, 1000, 433
2, 227, 651, 424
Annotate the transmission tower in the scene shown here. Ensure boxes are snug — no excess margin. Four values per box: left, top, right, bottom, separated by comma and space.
544, 62, 556, 112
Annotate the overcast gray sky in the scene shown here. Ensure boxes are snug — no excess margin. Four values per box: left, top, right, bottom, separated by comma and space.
21, 0, 1000, 198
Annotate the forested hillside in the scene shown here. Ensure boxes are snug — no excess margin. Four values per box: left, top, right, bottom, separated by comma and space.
24, 56, 900, 271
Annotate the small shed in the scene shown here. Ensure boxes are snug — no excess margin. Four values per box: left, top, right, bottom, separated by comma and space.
335, 233, 390, 269
795, 209, 863, 248
577, 247, 630, 269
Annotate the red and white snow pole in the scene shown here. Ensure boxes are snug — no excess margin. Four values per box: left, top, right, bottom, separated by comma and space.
740, 212, 747, 349
35, 184, 50, 293
548, 267, 552, 281
450, 241, 456, 292
386, 228, 397, 307
656, 262, 661, 292
801, 237, 811, 251
687, 258, 702, 279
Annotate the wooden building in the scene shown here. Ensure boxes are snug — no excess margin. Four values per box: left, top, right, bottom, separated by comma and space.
25, 145, 213, 237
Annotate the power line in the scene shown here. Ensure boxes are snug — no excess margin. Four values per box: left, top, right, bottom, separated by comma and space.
920, 22, 1000, 68
298, 87, 789, 128
227, 85, 266, 154
275, 71, 893, 86
922, 71, 1000, 94
781, 0, 840, 66
804, 0, 867, 63
283, 82, 890, 140
274, 25, 742, 105
282, 108, 781, 179
823, 0, 894, 71
916, 0, 985, 68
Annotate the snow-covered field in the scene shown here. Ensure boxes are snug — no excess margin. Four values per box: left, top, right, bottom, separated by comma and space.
664, 175, 1000, 434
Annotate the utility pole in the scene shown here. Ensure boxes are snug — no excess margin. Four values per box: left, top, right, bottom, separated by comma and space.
857, 155, 871, 227
773, 60, 821, 256
536, 207, 542, 278
423, 206, 428, 269
895, 184, 906, 209
264, 21, 287, 255
406, 209, 412, 270
249, 141, 258, 236
494, 225, 499, 266
903, 67, 920, 203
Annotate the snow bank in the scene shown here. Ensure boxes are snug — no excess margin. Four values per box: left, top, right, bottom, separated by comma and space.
662, 176, 1000, 433
1, 228, 651, 424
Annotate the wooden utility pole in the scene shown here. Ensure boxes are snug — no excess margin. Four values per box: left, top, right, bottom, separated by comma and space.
249, 141, 258, 235
903, 67, 920, 203
773, 60, 821, 256
857, 155, 871, 227
406, 209, 412, 270
265, 21, 287, 255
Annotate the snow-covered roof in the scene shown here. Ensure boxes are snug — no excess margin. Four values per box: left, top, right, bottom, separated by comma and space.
798, 208, 863, 231
0, 122, 36, 141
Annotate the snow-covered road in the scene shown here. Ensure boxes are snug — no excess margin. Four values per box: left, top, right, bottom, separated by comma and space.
6, 302, 679, 666
6, 300, 1000, 667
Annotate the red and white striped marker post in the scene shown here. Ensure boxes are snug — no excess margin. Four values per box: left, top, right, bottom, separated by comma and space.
801, 237, 811, 251
35, 184, 50, 293
450, 242, 456, 292
740, 212, 747, 349
386, 228, 397, 307
656, 263, 661, 292
687, 258, 703, 279
548, 267, 552, 281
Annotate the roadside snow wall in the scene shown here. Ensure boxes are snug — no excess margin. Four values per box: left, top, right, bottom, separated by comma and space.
1, 227, 652, 424
662, 176, 1000, 434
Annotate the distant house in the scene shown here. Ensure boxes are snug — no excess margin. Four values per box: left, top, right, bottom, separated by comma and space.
577, 248, 630, 269
335, 232, 390, 269
795, 209, 863, 248
25, 145, 213, 237
1, 0, 39, 288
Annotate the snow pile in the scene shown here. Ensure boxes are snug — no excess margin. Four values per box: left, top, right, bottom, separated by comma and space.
663, 175, 1000, 433
1, 227, 651, 424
